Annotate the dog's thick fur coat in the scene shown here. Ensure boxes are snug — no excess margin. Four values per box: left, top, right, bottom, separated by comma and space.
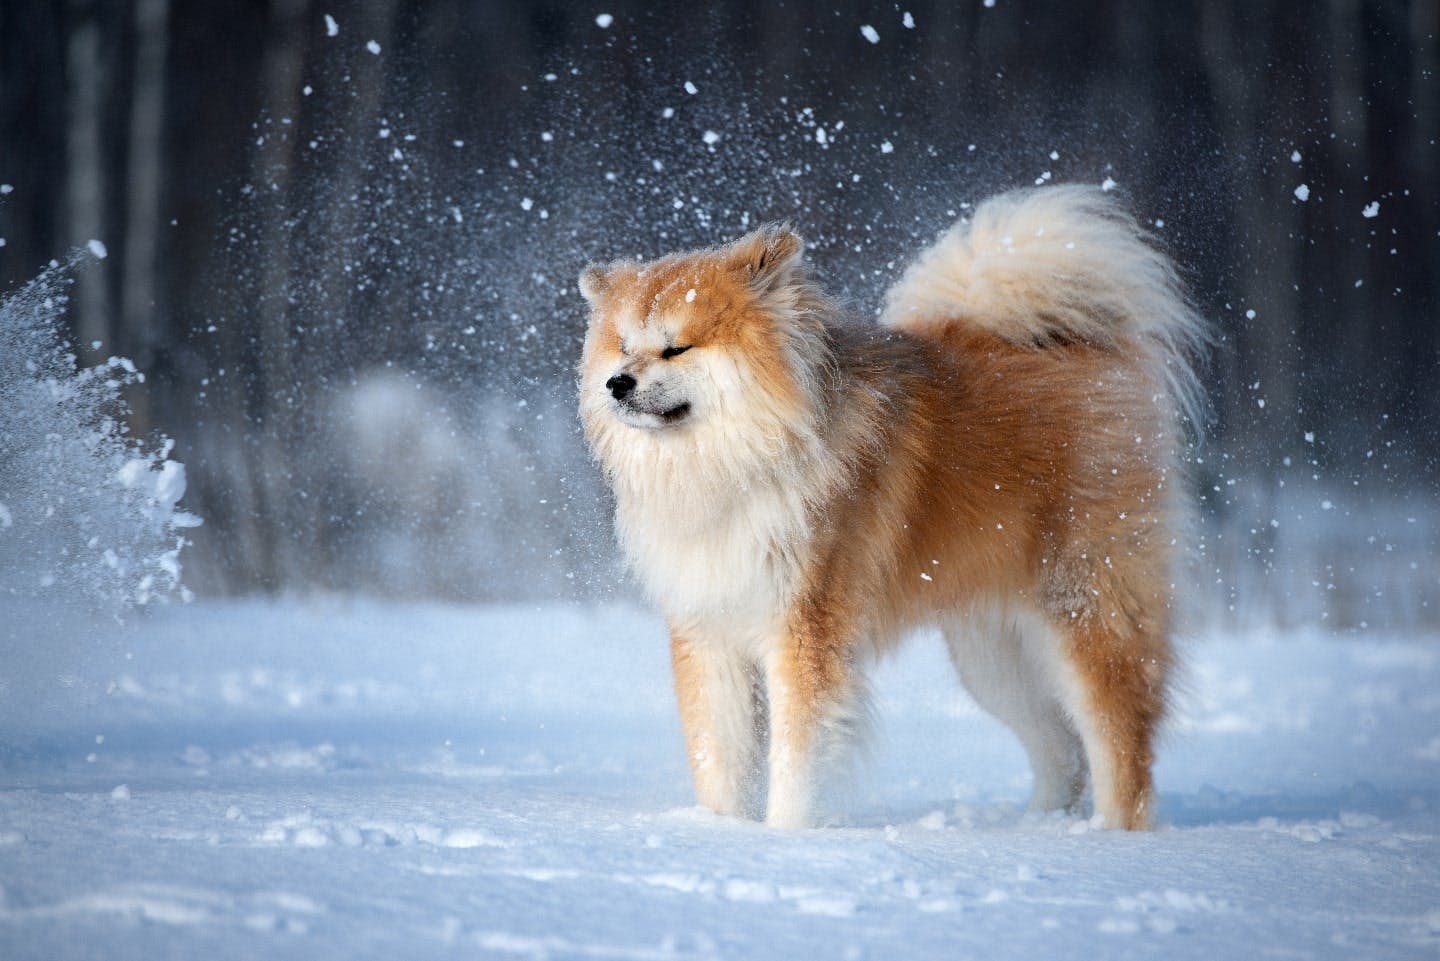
578, 186, 1206, 830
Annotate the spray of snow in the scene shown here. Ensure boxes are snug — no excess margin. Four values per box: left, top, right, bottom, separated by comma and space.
0, 258, 199, 608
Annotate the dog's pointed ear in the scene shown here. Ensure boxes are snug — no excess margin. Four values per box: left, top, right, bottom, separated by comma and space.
732, 224, 804, 292
578, 264, 611, 304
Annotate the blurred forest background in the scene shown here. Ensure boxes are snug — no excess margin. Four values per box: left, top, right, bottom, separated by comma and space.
0, 0, 1436, 631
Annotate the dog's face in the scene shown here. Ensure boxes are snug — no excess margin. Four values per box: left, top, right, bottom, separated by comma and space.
577, 226, 816, 446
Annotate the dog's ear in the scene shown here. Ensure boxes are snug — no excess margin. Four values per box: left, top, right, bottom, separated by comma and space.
578, 264, 611, 304
732, 224, 804, 292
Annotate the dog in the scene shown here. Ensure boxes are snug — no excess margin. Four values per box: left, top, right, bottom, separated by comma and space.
577, 185, 1206, 830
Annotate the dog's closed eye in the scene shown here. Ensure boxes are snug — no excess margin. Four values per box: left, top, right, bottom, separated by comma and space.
661, 345, 692, 359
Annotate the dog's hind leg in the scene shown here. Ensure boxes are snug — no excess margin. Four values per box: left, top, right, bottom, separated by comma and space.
1050, 615, 1170, 831
944, 610, 1086, 814
670, 632, 766, 819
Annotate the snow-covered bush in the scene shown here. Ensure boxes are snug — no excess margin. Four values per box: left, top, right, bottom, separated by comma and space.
0, 250, 200, 607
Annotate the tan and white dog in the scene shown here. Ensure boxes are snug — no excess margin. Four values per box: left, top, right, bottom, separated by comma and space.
577, 186, 1206, 830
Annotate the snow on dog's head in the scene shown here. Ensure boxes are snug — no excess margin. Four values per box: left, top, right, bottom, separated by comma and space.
577, 225, 834, 478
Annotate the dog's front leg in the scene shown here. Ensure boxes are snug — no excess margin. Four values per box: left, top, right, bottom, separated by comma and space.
763, 616, 864, 829
670, 632, 765, 819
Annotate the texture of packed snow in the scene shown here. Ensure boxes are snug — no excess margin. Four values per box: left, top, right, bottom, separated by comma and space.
2, 600, 1437, 960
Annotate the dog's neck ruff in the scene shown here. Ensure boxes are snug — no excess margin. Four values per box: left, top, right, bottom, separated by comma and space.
598, 408, 837, 639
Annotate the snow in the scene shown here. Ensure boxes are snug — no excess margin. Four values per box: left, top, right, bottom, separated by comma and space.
86, 239, 108, 259
366, 40, 381, 56
2, 598, 1437, 960
1363, 201, 1381, 218
1294, 183, 1311, 201
902, 12, 915, 29
323, 14, 337, 38
595, 13, 614, 29
0, 264, 195, 608
860, 25, 880, 44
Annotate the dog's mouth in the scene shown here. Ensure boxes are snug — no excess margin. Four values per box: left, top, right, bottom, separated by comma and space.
610, 397, 694, 429
614, 398, 693, 430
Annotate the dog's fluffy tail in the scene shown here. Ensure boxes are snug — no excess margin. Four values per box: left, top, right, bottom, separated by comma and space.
881, 184, 1209, 430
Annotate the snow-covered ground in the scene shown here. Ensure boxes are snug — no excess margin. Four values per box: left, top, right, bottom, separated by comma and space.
2, 599, 1438, 959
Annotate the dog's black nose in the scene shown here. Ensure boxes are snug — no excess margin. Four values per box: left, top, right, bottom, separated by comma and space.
606, 373, 637, 400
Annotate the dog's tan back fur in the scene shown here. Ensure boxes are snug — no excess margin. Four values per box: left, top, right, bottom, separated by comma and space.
579, 186, 1204, 831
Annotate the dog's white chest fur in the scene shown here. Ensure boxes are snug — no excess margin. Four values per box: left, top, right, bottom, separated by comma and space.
615, 475, 809, 637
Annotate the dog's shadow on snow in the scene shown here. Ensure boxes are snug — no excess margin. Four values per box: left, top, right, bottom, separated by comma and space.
844, 784, 1436, 834
1160, 784, 1437, 829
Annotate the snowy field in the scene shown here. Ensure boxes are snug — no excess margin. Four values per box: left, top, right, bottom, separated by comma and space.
2, 599, 1438, 960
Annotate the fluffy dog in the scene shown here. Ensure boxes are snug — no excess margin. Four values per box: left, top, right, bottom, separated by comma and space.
577, 186, 1206, 830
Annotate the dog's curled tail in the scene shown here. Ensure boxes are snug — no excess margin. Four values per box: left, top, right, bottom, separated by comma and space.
881, 184, 1209, 431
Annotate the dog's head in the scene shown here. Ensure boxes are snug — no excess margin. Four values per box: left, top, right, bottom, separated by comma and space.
577, 225, 830, 454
